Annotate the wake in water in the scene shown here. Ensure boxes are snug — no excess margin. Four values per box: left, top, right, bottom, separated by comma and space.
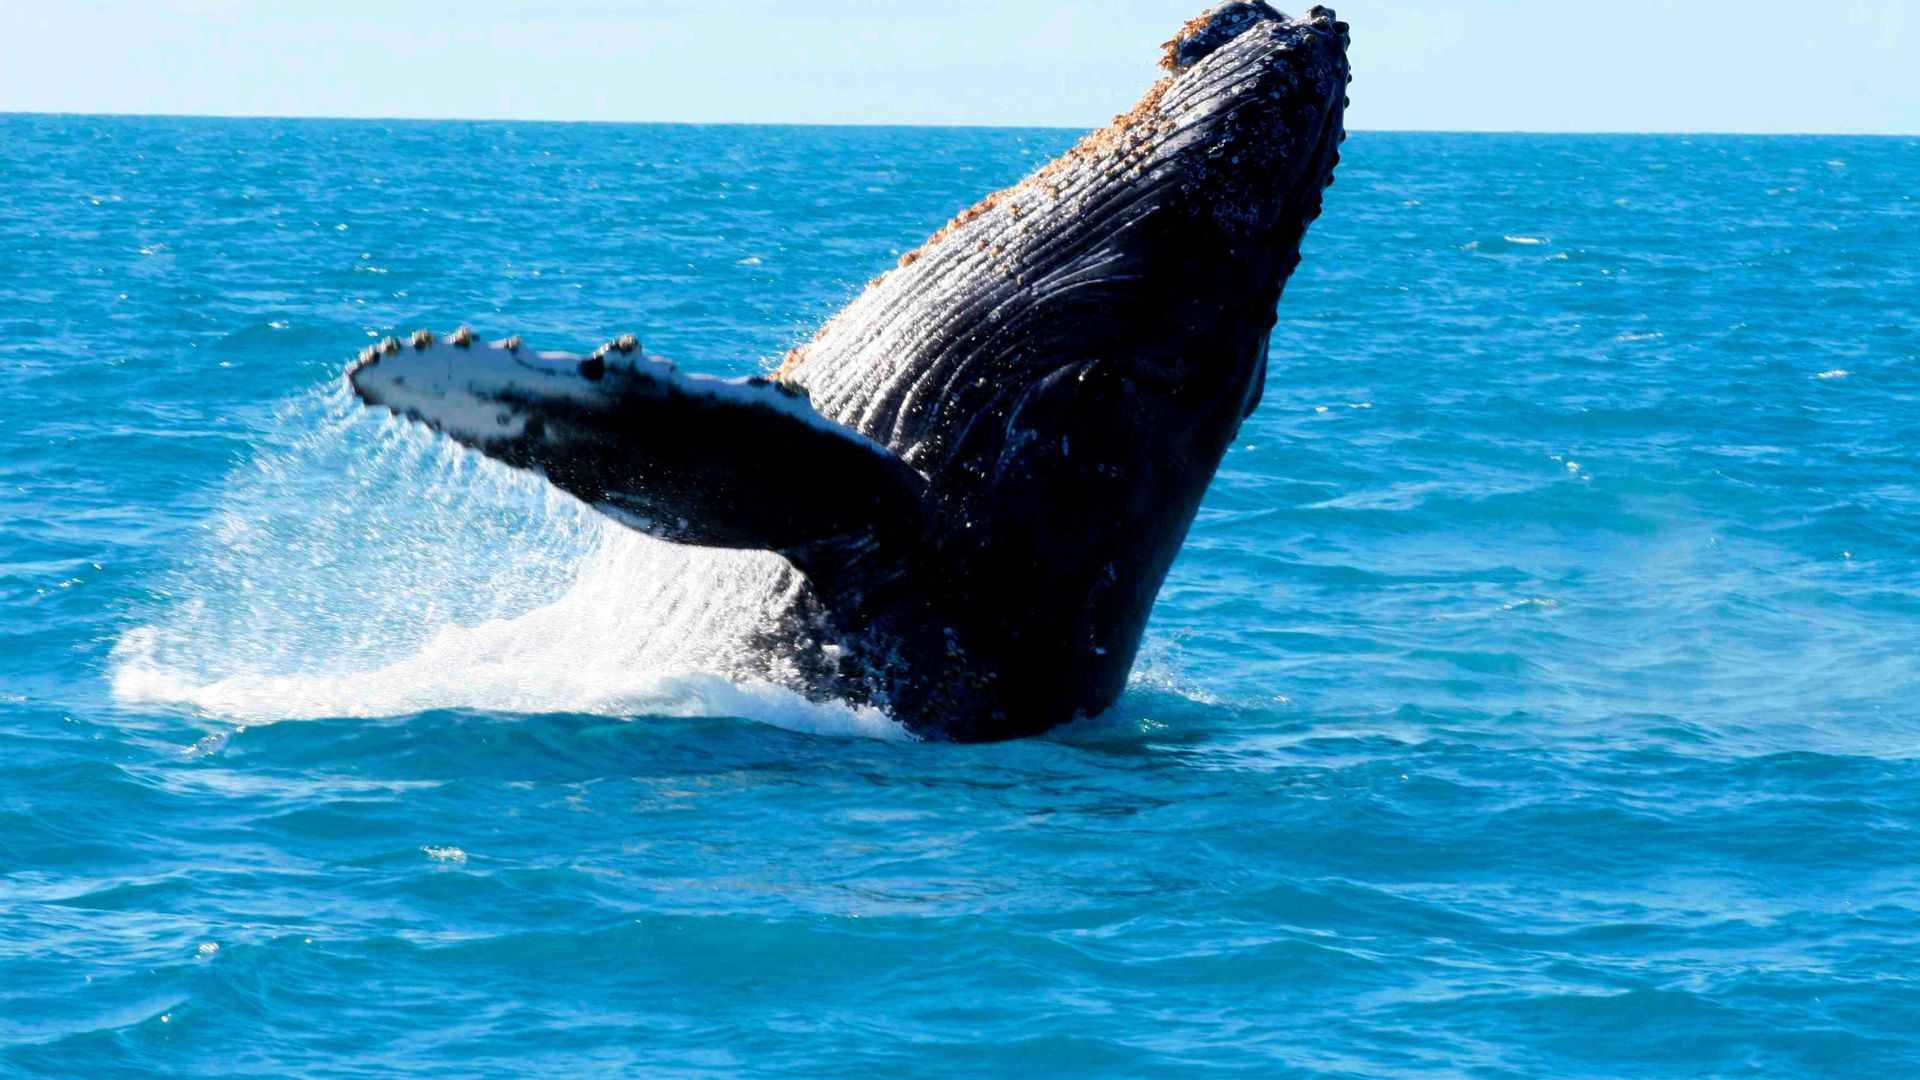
111, 384, 905, 740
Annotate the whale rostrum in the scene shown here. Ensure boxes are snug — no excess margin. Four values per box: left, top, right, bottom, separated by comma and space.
348, 3, 1349, 741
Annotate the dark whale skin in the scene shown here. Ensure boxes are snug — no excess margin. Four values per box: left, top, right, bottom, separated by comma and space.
348, 3, 1350, 741
784, 3, 1350, 739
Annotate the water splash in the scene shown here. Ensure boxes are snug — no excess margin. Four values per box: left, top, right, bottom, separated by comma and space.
111, 384, 905, 741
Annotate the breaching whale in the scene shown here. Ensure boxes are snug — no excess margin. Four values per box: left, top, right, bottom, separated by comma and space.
347, 2, 1350, 741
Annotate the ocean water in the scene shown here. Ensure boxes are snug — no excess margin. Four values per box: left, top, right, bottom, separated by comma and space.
1, 114, 1917, 1077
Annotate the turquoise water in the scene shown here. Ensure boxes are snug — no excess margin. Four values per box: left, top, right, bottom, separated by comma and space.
2, 115, 1918, 1076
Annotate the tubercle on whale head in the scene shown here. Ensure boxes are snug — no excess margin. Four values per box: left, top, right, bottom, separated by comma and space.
1165, 1, 1279, 72
1165, 4, 1351, 71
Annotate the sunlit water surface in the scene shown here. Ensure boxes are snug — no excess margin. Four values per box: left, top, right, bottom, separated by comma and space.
2, 116, 1917, 1076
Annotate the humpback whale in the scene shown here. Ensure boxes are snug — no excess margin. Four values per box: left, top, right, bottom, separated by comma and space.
347, 2, 1350, 741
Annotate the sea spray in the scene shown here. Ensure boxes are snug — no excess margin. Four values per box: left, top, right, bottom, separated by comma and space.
112, 383, 902, 739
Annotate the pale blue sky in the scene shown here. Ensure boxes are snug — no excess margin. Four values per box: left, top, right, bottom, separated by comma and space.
3, 1, 1916, 133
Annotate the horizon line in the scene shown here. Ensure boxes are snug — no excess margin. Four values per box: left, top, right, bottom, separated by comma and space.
2, 109, 1916, 140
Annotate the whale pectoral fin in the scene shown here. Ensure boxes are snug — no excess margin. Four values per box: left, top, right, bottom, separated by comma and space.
347, 333, 928, 584
580, 374, 932, 581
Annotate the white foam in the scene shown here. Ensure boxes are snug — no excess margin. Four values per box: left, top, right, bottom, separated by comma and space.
111, 385, 907, 742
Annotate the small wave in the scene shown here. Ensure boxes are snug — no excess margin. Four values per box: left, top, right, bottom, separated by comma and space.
1502, 598, 1561, 613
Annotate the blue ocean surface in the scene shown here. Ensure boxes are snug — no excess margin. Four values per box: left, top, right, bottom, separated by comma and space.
1, 115, 1917, 1077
